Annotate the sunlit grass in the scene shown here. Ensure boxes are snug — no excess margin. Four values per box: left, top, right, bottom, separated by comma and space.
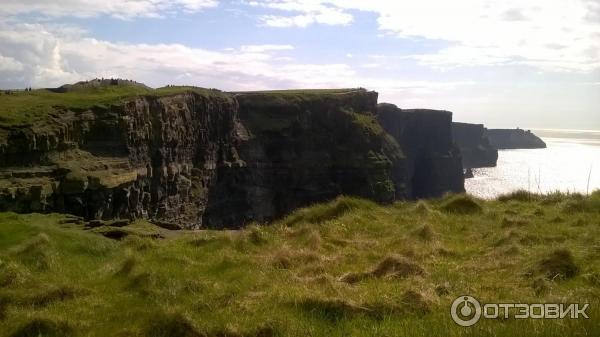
0, 192, 599, 336
0, 85, 229, 128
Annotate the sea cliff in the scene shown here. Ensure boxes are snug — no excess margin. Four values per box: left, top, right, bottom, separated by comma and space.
0, 81, 465, 228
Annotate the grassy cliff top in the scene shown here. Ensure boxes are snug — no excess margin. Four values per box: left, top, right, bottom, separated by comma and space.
0, 83, 370, 129
0, 191, 599, 336
0, 81, 228, 128
233, 88, 368, 95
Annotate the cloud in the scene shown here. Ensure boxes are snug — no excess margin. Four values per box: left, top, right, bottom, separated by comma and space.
502, 8, 528, 21
0, 0, 219, 19
246, 0, 352, 27
585, 0, 600, 22
246, 0, 600, 72
239, 44, 294, 52
0, 22, 353, 89
0, 21, 478, 109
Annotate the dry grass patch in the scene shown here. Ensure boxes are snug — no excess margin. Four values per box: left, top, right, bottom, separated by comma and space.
501, 216, 530, 228
270, 247, 322, 270
413, 224, 435, 241
340, 255, 425, 284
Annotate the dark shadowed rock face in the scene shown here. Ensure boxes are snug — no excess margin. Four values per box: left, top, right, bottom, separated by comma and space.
376, 104, 465, 198
202, 90, 408, 228
485, 128, 546, 149
452, 122, 498, 168
0, 88, 465, 228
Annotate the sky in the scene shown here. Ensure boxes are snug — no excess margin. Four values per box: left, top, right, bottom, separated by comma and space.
0, 0, 599, 129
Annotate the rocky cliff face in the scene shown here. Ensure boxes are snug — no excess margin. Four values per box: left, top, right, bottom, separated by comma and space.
0, 87, 465, 228
377, 104, 465, 198
485, 128, 547, 149
452, 122, 498, 168
202, 90, 408, 228
0, 92, 240, 228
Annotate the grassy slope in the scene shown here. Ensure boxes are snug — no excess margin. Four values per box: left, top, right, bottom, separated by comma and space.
0, 85, 228, 128
0, 192, 599, 337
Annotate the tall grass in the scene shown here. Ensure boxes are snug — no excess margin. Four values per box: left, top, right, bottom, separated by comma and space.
0, 193, 599, 336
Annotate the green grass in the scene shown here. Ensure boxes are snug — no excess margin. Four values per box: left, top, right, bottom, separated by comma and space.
0, 84, 229, 128
233, 88, 366, 95
0, 192, 599, 336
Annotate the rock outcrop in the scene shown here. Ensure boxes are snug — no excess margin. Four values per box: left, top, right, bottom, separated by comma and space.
484, 128, 546, 149
377, 104, 465, 198
452, 122, 498, 168
0, 84, 465, 228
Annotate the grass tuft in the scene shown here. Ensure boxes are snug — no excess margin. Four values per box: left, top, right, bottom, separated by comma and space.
145, 311, 203, 337
498, 190, 533, 202
371, 256, 426, 279
414, 224, 435, 241
413, 200, 433, 215
9, 318, 73, 337
535, 248, 579, 280
271, 247, 321, 270
12, 233, 54, 270
399, 290, 431, 315
22, 286, 82, 307
440, 194, 482, 214
115, 256, 138, 277
501, 216, 530, 228
296, 297, 371, 321
341, 255, 425, 284
281, 196, 375, 226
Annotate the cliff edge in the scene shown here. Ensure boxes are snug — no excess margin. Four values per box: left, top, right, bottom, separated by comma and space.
485, 128, 547, 149
0, 82, 465, 228
452, 122, 498, 168
377, 104, 465, 198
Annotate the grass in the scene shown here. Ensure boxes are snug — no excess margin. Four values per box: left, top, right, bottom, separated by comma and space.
232, 88, 367, 95
0, 192, 599, 336
0, 83, 229, 128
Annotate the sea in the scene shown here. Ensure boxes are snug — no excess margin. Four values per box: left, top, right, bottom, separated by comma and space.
465, 129, 600, 199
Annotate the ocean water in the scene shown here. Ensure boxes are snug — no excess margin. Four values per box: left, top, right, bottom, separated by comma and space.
465, 129, 600, 199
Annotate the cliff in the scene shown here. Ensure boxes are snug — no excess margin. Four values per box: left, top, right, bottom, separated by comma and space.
485, 128, 546, 149
377, 104, 465, 198
203, 90, 416, 227
0, 83, 464, 228
452, 122, 498, 168
0, 89, 240, 229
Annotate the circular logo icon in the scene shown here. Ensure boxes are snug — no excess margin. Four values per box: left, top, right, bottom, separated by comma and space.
451, 295, 482, 327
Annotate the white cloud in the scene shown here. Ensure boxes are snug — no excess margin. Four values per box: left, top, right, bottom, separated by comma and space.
0, 21, 477, 107
247, 0, 600, 72
246, 0, 352, 27
239, 44, 294, 52
0, 22, 355, 89
0, 55, 24, 72
0, 0, 218, 19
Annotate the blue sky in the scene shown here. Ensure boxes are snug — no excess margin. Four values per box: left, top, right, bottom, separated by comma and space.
0, 0, 599, 129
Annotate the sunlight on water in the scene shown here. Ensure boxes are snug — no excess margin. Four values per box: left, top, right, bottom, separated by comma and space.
465, 130, 600, 199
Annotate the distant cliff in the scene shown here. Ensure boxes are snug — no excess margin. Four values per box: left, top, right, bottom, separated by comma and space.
377, 104, 465, 198
452, 122, 498, 168
0, 82, 465, 228
485, 128, 546, 149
